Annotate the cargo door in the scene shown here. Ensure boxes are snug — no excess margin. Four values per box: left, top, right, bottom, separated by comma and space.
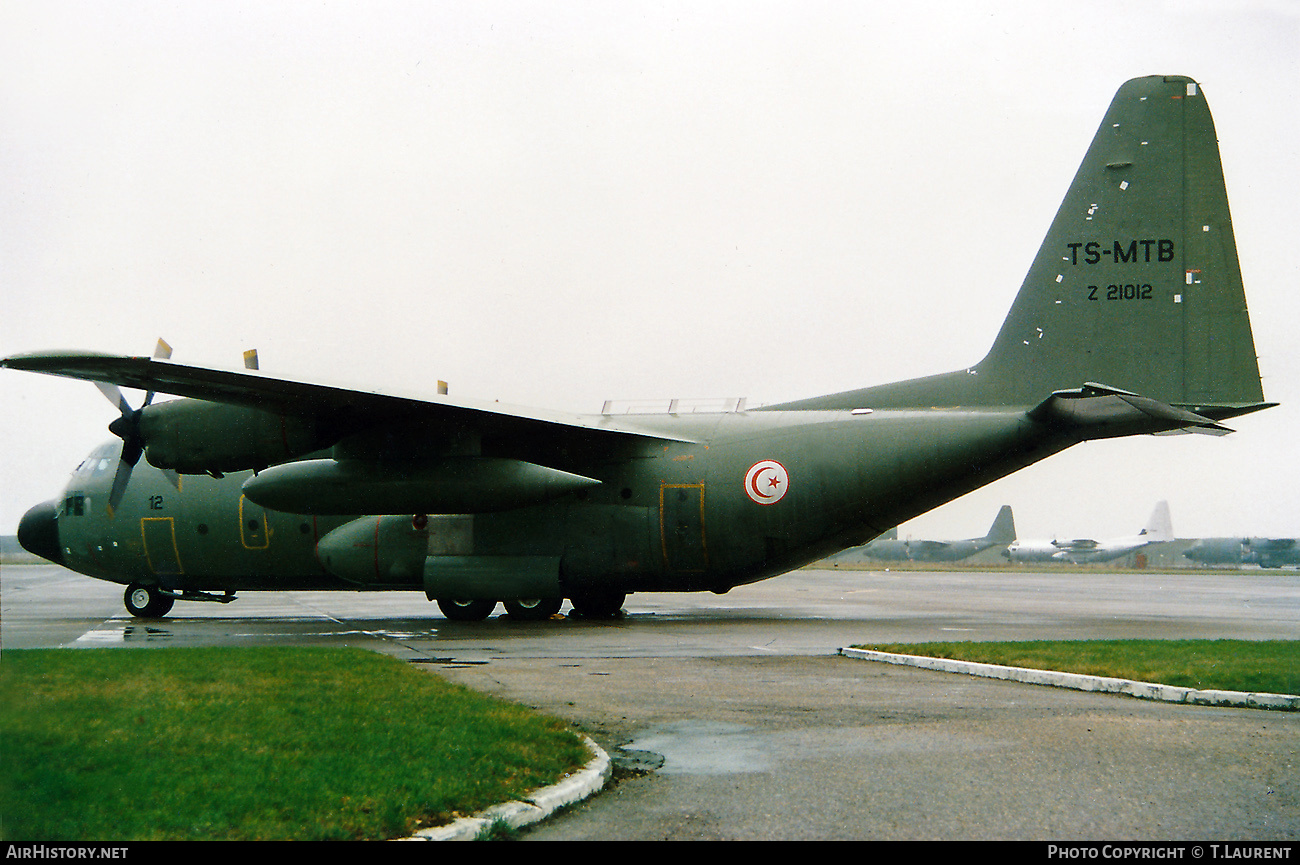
660, 483, 707, 572
140, 517, 184, 578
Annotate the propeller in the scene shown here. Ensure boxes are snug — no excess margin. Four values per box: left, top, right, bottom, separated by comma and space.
98, 339, 172, 515
96, 341, 258, 513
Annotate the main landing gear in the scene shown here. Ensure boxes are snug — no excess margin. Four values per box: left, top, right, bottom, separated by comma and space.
434, 593, 626, 622
502, 597, 564, 620
435, 598, 500, 621
567, 592, 626, 619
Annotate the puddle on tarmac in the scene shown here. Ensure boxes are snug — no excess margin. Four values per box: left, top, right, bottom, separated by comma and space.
623, 720, 772, 775
74, 624, 173, 644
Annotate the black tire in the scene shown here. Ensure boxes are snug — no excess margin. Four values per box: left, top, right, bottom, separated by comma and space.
569, 592, 626, 619
124, 584, 174, 618
502, 597, 563, 621
436, 598, 497, 621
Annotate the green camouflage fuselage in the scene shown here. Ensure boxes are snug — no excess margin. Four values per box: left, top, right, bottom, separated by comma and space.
48, 406, 1058, 594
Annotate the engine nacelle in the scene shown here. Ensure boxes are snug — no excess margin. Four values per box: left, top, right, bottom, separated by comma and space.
241, 456, 600, 514
140, 399, 328, 474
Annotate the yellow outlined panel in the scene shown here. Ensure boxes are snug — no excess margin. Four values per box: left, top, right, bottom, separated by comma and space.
239, 495, 270, 550
659, 482, 708, 572
140, 517, 184, 575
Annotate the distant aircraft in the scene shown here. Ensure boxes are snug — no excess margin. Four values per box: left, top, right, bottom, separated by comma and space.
1184, 537, 1300, 569
1004, 501, 1172, 564
3, 76, 1273, 619
835, 506, 1016, 563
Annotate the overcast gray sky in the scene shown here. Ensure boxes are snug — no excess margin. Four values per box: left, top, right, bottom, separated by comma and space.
2, 1, 1298, 543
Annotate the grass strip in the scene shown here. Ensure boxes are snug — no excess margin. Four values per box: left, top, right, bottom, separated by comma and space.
0, 646, 589, 841
853, 639, 1300, 695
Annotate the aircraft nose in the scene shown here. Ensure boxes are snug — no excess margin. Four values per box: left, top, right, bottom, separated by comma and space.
17, 499, 63, 565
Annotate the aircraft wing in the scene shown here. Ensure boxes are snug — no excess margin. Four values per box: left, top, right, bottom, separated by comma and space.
0, 350, 698, 445
907, 540, 952, 555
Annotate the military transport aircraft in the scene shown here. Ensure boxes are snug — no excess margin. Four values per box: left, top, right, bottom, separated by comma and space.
830, 506, 1016, 563
1003, 501, 1172, 565
3, 76, 1274, 620
1184, 537, 1300, 569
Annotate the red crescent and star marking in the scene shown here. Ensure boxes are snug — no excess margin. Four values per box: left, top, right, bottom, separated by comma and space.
744, 459, 789, 505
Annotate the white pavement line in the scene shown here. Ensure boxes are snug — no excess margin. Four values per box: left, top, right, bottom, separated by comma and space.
400, 736, 611, 841
72, 622, 126, 644
839, 648, 1300, 712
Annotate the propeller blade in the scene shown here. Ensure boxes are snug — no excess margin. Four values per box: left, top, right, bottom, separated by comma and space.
107, 459, 135, 515
95, 381, 132, 416
101, 339, 171, 513
143, 338, 172, 406
105, 413, 146, 516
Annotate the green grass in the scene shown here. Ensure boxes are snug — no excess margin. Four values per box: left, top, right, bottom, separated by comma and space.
854, 639, 1300, 695
0, 647, 590, 841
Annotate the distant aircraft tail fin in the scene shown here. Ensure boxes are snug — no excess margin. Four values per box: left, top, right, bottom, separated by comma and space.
1140, 500, 1173, 543
984, 505, 1017, 545
772, 76, 1272, 427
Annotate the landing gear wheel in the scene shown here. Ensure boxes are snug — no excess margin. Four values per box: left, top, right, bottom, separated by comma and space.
436, 598, 497, 621
124, 584, 174, 618
502, 597, 563, 621
569, 592, 626, 619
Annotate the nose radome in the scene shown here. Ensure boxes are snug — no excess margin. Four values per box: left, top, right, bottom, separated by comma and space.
17, 499, 63, 565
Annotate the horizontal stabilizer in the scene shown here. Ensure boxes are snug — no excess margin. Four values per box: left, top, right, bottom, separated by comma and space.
1027, 382, 1245, 438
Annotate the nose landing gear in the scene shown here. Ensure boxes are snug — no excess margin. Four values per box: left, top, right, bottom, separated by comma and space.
124, 584, 174, 618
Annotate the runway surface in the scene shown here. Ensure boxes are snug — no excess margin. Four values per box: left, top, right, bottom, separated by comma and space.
3, 563, 1297, 840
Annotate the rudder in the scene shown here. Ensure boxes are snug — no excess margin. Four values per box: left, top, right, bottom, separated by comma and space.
774, 76, 1267, 415
1141, 500, 1173, 543
976, 75, 1262, 409
985, 505, 1016, 545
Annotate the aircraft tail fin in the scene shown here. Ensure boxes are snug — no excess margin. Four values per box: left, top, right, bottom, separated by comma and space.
772, 76, 1271, 424
984, 505, 1017, 545
1141, 500, 1173, 543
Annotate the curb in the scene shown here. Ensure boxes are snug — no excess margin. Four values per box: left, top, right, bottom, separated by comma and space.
839, 648, 1300, 711
400, 735, 611, 841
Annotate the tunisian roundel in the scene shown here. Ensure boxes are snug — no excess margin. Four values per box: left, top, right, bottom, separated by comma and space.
744, 460, 788, 505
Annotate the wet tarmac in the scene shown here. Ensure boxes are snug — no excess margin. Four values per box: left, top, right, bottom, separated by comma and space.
3, 563, 1298, 840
